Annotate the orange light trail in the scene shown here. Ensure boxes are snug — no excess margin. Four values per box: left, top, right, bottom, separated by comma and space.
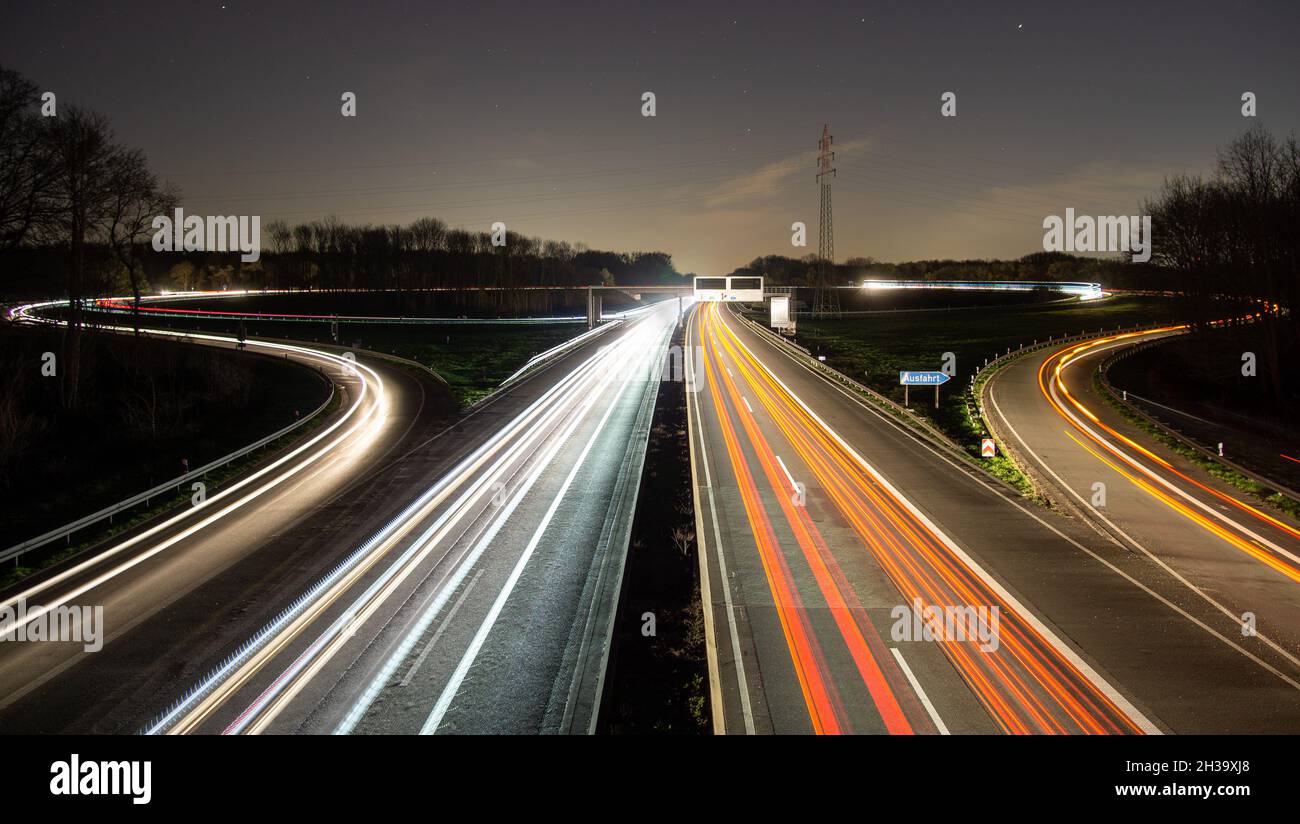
700, 303, 1145, 734
700, 324, 844, 733
1039, 327, 1300, 581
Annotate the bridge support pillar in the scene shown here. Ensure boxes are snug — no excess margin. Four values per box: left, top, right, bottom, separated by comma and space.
586, 287, 602, 329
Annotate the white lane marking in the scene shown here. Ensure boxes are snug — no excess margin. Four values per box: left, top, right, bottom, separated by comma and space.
690, 322, 757, 735
721, 308, 1161, 734
204, 311, 658, 735
742, 396, 753, 414
744, 314, 1299, 715
774, 455, 800, 495
0, 334, 385, 632
401, 569, 484, 687
889, 647, 949, 735
1053, 338, 1300, 566
988, 373, 1300, 679
316, 314, 666, 734
419, 318, 666, 734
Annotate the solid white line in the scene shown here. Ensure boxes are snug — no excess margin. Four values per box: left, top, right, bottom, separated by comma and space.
719, 308, 1161, 734
319, 318, 652, 734
889, 647, 949, 735
738, 309, 1299, 716
419, 320, 662, 734
0, 333, 384, 631
690, 321, 757, 735
1052, 338, 1300, 566
221, 313, 651, 735
988, 371, 1300, 678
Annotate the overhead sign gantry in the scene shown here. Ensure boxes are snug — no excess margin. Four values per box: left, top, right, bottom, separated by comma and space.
693, 276, 764, 302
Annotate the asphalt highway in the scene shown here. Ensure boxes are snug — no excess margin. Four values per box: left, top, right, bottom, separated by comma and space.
0, 299, 678, 734
691, 303, 1300, 734
151, 298, 682, 735
986, 329, 1300, 686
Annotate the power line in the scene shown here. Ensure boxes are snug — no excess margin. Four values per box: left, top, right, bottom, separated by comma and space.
229, 164, 805, 220
159, 130, 800, 179
186, 146, 810, 204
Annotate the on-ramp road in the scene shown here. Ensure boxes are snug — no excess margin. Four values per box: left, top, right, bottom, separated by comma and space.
0, 299, 679, 734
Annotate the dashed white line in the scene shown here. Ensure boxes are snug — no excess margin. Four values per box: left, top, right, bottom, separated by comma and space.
400, 569, 484, 687
774, 455, 800, 495
889, 647, 949, 735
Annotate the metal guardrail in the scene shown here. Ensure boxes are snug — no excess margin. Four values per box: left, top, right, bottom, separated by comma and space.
746, 310, 1175, 502
2, 293, 628, 566
499, 321, 621, 387
965, 323, 1171, 436
1097, 340, 1300, 504
89, 305, 592, 326
466, 316, 632, 417
1, 377, 335, 565
559, 326, 669, 733
729, 308, 971, 462
969, 329, 1153, 501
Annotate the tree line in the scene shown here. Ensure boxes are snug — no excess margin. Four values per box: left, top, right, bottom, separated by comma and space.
236, 219, 685, 305
1144, 124, 1300, 406
729, 251, 1161, 290
0, 63, 687, 408
1, 64, 176, 410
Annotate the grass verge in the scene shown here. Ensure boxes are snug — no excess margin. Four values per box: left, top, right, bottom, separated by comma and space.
1092, 370, 1300, 520
786, 296, 1197, 499
599, 327, 709, 734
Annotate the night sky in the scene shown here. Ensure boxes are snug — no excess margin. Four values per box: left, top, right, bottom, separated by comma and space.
2, 1, 1298, 275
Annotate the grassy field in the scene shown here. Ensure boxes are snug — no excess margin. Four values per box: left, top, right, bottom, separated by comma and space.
80, 309, 588, 408
790, 295, 1199, 474
350, 323, 584, 406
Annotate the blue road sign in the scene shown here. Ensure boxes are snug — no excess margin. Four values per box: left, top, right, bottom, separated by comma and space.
899, 371, 951, 386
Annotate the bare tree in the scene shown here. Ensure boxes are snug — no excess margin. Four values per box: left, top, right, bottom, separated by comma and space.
1145, 124, 1300, 405
0, 65, 52, 251
40, 107, 120, 411
102, 147, 179, 335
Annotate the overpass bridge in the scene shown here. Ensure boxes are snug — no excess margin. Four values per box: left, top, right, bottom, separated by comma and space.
581, 276, 769, 328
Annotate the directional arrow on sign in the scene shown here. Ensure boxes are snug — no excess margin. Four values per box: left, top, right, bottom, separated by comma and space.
899, 371, 951, 386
